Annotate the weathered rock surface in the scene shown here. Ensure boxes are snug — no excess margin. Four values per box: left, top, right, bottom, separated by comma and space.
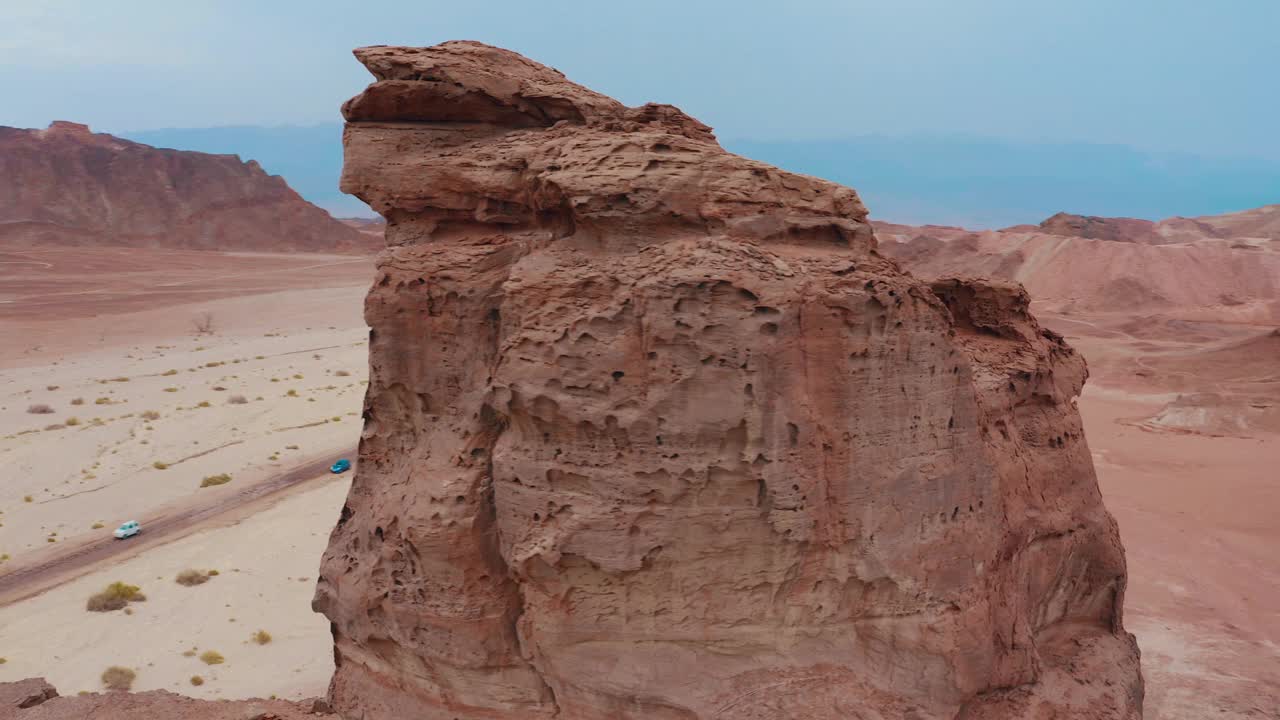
0, 679, 328, 720
0, 121, 370, 252
314, 41, 1143, 719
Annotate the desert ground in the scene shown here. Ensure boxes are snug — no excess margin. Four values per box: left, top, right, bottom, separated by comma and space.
0, 247, 374, 698
0, 245, 1275, 717
1043, 308, 1280, 719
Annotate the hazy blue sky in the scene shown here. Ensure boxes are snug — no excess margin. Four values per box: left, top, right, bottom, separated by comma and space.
3, 0, 1278, 160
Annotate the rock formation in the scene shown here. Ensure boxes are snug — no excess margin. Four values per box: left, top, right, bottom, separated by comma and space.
877, 213, 1280, 321
0, 678, 330, 720
0, 121, 371, 252
1034, 212, 1166, 244
313, 41, 1143, 719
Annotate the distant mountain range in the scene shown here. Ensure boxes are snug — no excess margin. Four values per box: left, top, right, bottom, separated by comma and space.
1, 122, 370, 252
123, 124, 1280, 228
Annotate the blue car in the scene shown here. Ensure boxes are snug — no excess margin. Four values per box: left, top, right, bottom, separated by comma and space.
330, 458, 351, 474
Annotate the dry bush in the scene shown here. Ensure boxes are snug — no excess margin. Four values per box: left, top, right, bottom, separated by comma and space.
92, 522, 105, 529
163, 387, 178, 392
252, 630, 272, 645
46, 385, 59, 391
87, 582, 145, 612
227, 395, 248, 404
70, 397, 84, 405
200, 474, 231, 488
94, 397, 112, 405
199, 650, 224, 665
44, 424, 65, 431
27, 404, 54, 414
101, 666, 136, 691
153, 461, 169, 470
334, 370, 350, 377
162, 369, 178, 376
207, 569, 220, 576
197, 401, 211, 408
190, 675, 204, 686
175, 569, 212, 586
140, 410, 160, 420
65, 417, 81, 426
285, 389, 297, 397
192, 312, 215, 335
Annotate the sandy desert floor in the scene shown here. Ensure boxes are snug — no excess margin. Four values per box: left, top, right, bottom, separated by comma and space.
1048, 310, 1280, 720
0, 247, 1275, 717
0, 247, 374, 698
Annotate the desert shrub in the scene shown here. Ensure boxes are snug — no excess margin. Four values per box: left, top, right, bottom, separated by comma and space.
162, 369, 178, 376
23, 495, 32, 503
199, 650, 224, 665
0, 657, 6, 664
46, 385, 59, 391
110, 377, 129, 383
227, 395, 248, 404
140, 410, 160, 420
27, 404, 54, 414
190, 675, 204, 686
65, 417, 81, 426
181, 649, 197, 657
334, 370, 350, 377
192, 312, 215, 334
175, 569, 212, 586
293, 374, 303, 379
92, 522, 104, 529
252, 630, 272, 645
87, 582, 145, 612
200, 473, 232, 488
211, 386, 226, 391
44, 424, 65, 431
285, 389, 297, 397
152, 461, 168, 470
197, 401, 211, 408
207, 569, 219, 576
163, 387, 178, 393
70, 397, 84, 405
101, 666, 135, 690
94, 397, 111, 405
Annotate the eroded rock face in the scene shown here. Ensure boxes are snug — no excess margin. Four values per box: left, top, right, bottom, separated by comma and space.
0, 122, 369, 252
313, 41, 1142, 719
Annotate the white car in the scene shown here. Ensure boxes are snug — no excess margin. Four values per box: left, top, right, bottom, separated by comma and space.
113, 521, 141, 539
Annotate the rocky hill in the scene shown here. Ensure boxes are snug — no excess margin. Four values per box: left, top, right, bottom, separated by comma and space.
878, 207, 1280, 321
310, 41, 1142, 720
0, 121, 372, 252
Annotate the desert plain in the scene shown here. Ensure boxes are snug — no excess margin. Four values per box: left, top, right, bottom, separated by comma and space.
0, 232, 1275, 718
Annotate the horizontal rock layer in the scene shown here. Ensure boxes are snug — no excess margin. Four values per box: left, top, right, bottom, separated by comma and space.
313, 40, 1142, 719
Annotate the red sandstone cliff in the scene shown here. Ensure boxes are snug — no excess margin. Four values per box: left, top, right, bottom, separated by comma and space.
0, 121, 371, 252
311, 41, 1143, 719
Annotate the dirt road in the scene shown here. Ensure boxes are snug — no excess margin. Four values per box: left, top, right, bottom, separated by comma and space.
0, 449, 356, 607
